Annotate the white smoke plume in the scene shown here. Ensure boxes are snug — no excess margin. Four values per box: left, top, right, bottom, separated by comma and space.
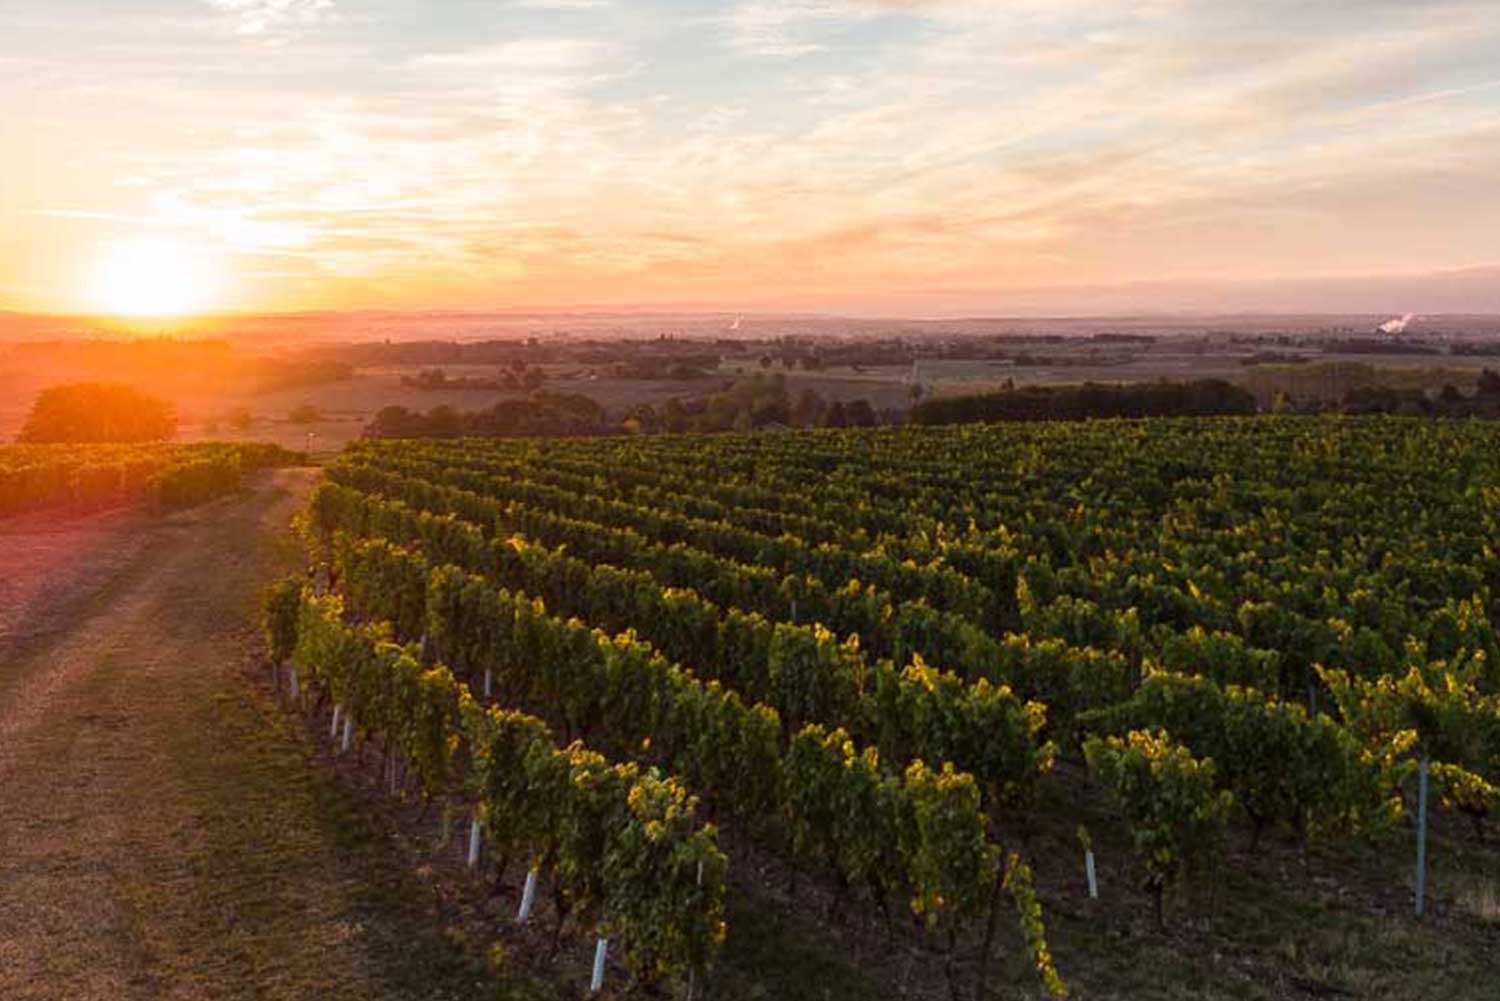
1378, 313, 1416, 335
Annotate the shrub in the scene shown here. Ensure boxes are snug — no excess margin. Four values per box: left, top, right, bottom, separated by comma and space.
18, 383, 175, 443
289, 403, 323, 424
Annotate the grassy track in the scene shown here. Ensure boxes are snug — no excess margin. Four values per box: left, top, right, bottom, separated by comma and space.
0, 470, 504, 1001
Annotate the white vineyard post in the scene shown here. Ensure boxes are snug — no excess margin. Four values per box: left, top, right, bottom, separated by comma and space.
589, 938, 608, 994
467, 814, 482, 869
1085, 849, 1098, 900
330, 704, 342, 739
1416, 754, 1429, 918
686, 859, 706, 999
517, 867, 538, 923
341, 714, 354, 753
288, 666, 300, 702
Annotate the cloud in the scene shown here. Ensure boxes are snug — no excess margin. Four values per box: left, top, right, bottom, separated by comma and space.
411, 37, 611, 75
725, 0, 901, 58
513, 0, 612, 9
203, 0, 336, 37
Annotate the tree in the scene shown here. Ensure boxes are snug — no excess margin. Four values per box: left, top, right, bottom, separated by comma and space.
662, 398, 689, 433
18, 382, 175, 443
289, 403, 323, 424
846, 399, 878, 427
792, 388, 826, 428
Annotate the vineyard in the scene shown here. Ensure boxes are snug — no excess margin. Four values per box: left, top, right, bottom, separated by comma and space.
0, 441, 302, 516
273, 416, 1500, 998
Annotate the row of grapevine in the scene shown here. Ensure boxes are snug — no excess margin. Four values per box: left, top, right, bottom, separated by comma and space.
318, 529, 1067, 996
314, 475, 1130, 742
323, 500, 1061, 816
0, 441, 302, 515
266, 583, 728, 989
311, 418, 1500, 954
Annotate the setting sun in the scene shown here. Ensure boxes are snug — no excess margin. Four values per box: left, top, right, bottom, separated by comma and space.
92, 236, 221, 317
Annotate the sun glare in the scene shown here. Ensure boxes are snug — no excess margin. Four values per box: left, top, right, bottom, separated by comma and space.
92, 236, 221, 317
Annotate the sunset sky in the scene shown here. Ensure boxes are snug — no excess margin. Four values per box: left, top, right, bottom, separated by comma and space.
3, 0, 1499, 316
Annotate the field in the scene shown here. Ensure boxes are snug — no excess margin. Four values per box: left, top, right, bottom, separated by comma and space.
4, 418, 1500, 1000
273, 416, 1500, 999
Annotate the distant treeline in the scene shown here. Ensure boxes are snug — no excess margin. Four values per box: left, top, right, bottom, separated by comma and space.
361, 375, 885, 440
1334, 369, 1500, 417
1318, 338, 1442, 356
910, 379, 1256, 425
364, 392, 610, 439
640, 373, 881, 433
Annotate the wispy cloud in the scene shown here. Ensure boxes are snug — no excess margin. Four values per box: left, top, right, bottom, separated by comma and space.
203, 0, 337, 37
513, 0, 612, 9
724, 0, 896, 58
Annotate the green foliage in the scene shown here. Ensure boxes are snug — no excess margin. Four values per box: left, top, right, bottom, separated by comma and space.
292, 594, 727, 984
0, 441, 296, 515
604, 772, 728, 985
19, 382, 175, 443
901, 760, 997, 932
262, 576, 304, 665
295, 417, 1500, 995
289, 403, 323, 424
155, 453, 243, 508
876, 654, 1056, 812
785, 726, 905, 907
1322, 655, 1500, 824
1004, 853, 1068, 998
909, 379, 1257, 425
1092, 670, 1397, 841
1084, 730, 1233, 922
1158, 627, 1281, 692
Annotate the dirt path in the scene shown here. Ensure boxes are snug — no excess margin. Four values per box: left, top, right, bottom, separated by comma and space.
0, 471, 492, 1001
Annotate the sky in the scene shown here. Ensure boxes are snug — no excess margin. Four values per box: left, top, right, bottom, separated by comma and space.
2, 0, 1499, 316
